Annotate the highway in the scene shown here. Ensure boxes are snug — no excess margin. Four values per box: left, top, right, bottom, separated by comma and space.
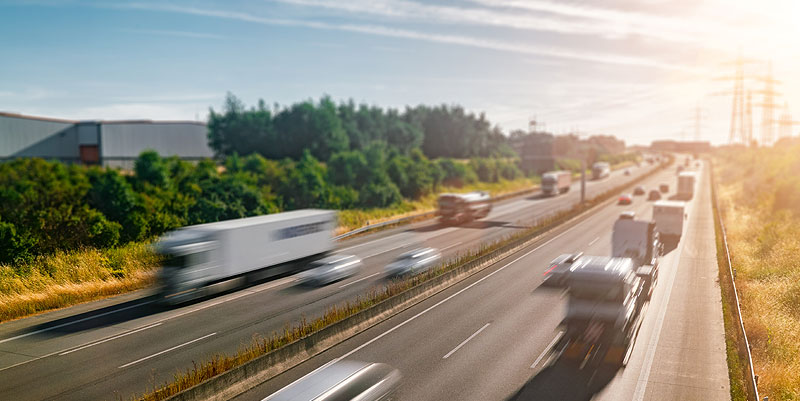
0, 163, 658, 400
235, 160, 731, 401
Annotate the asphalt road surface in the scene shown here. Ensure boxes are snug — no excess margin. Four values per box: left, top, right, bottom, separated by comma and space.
234, 160, 730, 401
0, 163, 665, 400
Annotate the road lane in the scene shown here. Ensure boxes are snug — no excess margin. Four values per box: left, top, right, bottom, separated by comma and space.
234, 162, 728, 401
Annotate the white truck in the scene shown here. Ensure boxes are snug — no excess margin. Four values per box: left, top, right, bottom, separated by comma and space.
156, 209, 337, 304
437, 191, 492, 224
677, 171, 697, 200
541, 171, 572, 196
591, 162, 611, 180
653, 200, 686, 242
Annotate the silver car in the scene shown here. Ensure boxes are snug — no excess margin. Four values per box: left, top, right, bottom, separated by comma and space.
298, 254, 363, 286
385, 247, 442, 277
265, 361, 401, 401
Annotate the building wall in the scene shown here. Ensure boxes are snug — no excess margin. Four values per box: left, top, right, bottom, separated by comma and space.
99, 121, 212, 168
0, 113, 80, 162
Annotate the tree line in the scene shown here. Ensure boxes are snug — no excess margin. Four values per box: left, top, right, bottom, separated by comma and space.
208, 94, 515, 162
0, 150, 522, 265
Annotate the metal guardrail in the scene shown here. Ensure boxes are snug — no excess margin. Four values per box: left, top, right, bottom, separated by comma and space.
333, 186, 539, 241
710, 160, 761, 401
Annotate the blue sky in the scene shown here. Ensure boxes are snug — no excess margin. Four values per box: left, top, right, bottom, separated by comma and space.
2, 0, 799, 145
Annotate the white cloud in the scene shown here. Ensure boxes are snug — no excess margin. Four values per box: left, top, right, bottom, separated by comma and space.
115, 2, 698, 72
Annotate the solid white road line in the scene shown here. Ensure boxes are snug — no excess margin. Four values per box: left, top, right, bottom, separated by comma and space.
588, 236, 600, 246
330, 221, 579, 364
118, 332, 217, 369
59, 323, 162, 356
530, 331, 564, 368
339, 272, 382, 289
0, 300, 155, 344
443, 323, 490, 359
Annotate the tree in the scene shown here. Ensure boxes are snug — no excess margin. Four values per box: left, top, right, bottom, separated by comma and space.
134, 150, 170, 188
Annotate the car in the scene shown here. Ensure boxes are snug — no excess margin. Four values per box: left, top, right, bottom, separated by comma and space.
633, 185, 646, 195
624, 169, 631, 176
265, 361, 401, 401
385, 247, 442, 277
619, 211, 636, 220
297, 254, 363, 286
659, 183, 669, 193
648, 190, 662, 201
618, 194, 633, 205
542, 252, 583, 287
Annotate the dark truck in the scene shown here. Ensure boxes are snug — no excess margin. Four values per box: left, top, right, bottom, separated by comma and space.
543, 213, 660, 368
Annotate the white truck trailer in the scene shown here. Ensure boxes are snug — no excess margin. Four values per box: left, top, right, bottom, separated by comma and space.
591, 162, 611, 180
541, 171, 572, 196
653, 200, 686, 242
156, 209, 337, 304
677, 171, 697, 200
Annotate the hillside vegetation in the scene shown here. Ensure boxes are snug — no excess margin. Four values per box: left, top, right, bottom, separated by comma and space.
715, 142, 800, 400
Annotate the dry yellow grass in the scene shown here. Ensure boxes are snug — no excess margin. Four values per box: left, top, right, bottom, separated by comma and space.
0, 242, 161, 322
716, 151, 800, 400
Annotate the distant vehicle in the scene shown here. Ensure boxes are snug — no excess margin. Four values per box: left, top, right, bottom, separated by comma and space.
676, 165, 684, 174
156, 210, 337, 304
612, 216, 661, 300
385, 247, 442, 277
677, 172, 697, 200
618, 194, 633, 205
633, 186, 646, 195
265, 361, 401, 401
541, 171, 572, 196
684, 157, 690, 167
437, 191, 491, 224
653, 200, 686, 242
297, 254, 363, 286
695, 161, 701, 168
659, 183, 669, 193
592, 162, 611, 180
624, 169, 631, 176
648, 190, 662, 201
618, 211, 636, 220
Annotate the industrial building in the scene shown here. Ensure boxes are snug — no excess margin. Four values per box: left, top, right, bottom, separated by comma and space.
0, 112, 213, 168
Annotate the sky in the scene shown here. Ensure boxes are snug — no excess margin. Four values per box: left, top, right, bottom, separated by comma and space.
1, 0, 799, 146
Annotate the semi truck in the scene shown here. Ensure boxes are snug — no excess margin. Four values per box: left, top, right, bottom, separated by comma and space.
541, 171, 572, 196
653, 200, 686, 242
155, 209, 337, 304
591, 162, 611, 180
437, 191, 492, 224
677, 171, 697, 200
553, 256, 650, 368
545, 214, 660, 367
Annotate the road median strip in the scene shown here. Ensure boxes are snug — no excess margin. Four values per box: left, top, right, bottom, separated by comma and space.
138, 160, 670, 401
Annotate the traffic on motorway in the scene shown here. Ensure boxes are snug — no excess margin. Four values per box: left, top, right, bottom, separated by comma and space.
0, 160, 663, 401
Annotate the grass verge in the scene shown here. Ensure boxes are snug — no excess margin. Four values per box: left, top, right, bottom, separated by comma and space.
135, 158, 668, 401
710, 161, 748, 401
0, 242, 161, 322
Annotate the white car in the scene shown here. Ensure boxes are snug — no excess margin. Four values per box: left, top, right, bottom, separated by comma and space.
298, 254, 363, 286
385, 248, 442, 277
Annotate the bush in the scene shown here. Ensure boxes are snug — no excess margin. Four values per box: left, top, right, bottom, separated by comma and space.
436, 158, 477, 188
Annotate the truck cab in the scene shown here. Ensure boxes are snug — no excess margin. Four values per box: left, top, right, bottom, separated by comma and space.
558, 256, 646, 367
